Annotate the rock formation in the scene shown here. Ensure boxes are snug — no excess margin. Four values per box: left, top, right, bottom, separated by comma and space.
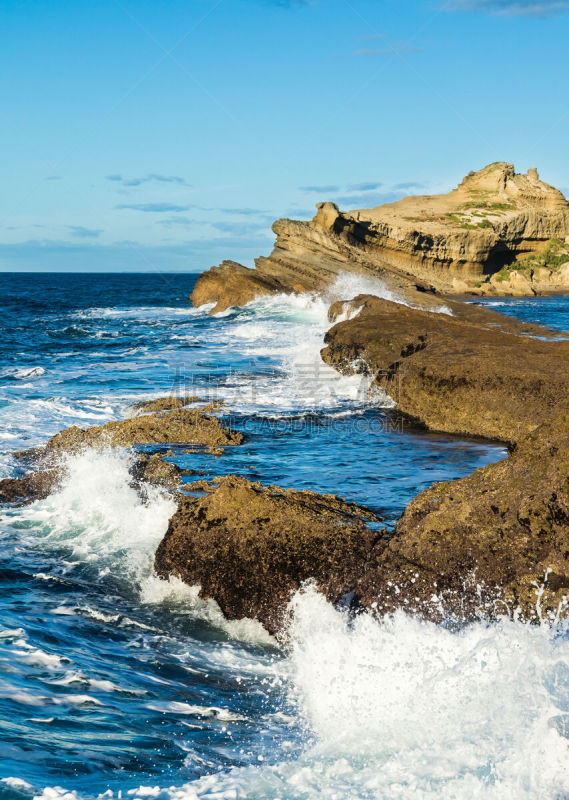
321, 295, 569, 444
191, 163, 569, 311
154, 410, 569, 632
2, 401, 242, 506
154, 475, 384, 636
152, 293, 569, 634
37, 405, 242, 454
363, 412, 569, 623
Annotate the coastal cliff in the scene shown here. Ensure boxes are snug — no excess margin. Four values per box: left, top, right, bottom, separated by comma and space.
191, 162, 569, 311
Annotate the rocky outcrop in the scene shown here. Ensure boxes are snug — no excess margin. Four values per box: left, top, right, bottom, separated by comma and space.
131, 395, 200, 413
190, 260, 291, 314
321, 295, 569, 444
346, 163, 569, 287
154, 475, 384, 636
37, 406, 242, 455
359, 412, 569, 622
2, 403, 243, 506
0, 469, 61, 505
190, 163, 569, 312
153, 411, 569, 631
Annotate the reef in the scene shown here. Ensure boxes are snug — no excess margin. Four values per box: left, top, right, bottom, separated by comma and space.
321, 295, 569, 444
37, 405, 243, 454
1, 402, 242, 506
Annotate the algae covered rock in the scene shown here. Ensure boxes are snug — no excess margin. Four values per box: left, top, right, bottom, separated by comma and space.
359, 412, 569, 623
154, 475, 384, 636
131, 396, 200, 413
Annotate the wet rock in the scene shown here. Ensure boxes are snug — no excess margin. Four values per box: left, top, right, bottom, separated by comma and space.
190, 260, 289, 314
358, 412, 569, 623
154, 475, 385, 636
321, 295, 569, 444
131, 453, 185, 491
0, 469, 61, 505
4, 405, 243, 506
40, 407, 243, 454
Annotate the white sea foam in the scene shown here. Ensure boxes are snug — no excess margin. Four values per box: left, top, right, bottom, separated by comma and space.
19, 586, 569, 799
191, 274, 402, 415
10, 366, 45, 379
1, 447, 176, 584
146, 701, 247, 721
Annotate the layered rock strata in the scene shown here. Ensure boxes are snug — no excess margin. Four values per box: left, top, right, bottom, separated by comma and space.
191, 163, 569, 311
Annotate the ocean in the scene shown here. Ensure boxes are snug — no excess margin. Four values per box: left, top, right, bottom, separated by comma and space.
1, 272, 569, 799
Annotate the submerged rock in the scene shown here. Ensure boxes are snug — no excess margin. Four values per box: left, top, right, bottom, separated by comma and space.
154, 475, 385, 636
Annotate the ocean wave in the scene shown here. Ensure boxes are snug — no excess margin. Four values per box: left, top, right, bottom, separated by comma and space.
10, 586, 569, 799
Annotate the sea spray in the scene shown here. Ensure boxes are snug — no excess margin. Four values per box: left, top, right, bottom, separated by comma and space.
15, 587, 569, 799
1, 447, 175, 583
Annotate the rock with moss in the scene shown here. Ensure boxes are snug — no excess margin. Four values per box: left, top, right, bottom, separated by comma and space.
131, 396, 200, 413
359, 412, 569, 623
39, 407, 242, 455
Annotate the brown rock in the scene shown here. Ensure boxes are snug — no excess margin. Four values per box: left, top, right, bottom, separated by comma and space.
359, 412, 569, 623
154, 475, 384, 636
321, 295, 569, 444
41, 407, 243, 454
131, 396, 199, 413
0, 469, 61, 505
190, 260, 289, 314
191, 163, 569, 313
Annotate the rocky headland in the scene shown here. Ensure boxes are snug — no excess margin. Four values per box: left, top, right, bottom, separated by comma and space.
191, 162, 569, 311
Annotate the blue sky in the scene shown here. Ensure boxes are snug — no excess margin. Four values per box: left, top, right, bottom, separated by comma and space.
1, 0, 568, 272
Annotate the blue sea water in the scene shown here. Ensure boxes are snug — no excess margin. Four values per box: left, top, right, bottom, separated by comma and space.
1, 273, 569, 800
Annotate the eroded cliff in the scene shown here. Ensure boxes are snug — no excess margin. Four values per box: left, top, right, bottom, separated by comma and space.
191, 162, 569, 311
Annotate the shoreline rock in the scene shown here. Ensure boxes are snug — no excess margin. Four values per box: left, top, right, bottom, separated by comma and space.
154, 475, 385, 636
38, 406, 243, 455
360, 412, 569, 623
151, 293, 569, 634
1, 401, 243, 506
321, 295, 569, 444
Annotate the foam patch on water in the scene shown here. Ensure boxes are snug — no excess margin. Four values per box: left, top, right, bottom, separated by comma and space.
190, 273, 405, 415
